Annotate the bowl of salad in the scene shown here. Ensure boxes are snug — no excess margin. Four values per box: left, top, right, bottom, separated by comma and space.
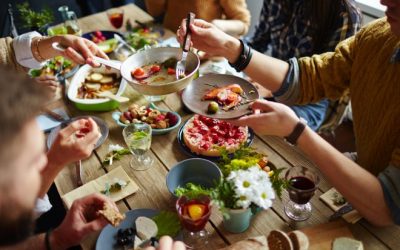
29, 56, 79, 79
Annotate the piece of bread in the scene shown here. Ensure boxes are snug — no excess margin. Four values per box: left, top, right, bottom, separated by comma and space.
267, 230, 293, 250
288, 231, 309, 250
98, 203, 125, 227
135, 216, 158, 241
219, 236, 268, 250
332, 237, 364, 250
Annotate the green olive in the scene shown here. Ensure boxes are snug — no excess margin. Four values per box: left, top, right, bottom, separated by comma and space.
207, 101, 219, 114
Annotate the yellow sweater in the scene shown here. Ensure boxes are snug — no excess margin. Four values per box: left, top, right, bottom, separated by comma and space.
145, 0, 250, 35
0, 37, 23, 71
298, 18, 400, 175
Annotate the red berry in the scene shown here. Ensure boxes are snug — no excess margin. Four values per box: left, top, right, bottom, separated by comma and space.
94, 31, 102, 37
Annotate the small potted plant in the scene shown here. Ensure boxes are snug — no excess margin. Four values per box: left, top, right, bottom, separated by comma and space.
17, 2, 54, 34
176, 145, 288, 233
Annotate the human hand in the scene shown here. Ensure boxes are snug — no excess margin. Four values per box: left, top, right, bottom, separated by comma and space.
144, 236, 186, 250
34, 75, 59, 94
228, 99, 299, 137
51, 194, 118, 249
176, 19, 240, 62
47, 118, 101, 167
55, 35, 109, 67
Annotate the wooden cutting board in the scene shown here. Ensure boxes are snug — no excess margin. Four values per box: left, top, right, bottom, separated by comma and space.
301, 220, 354, 250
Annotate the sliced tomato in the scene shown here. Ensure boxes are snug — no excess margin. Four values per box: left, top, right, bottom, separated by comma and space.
167, 67, 176, 75
150, 65, 161, 73
132, 67, 145, 76
131, 67, 149, 80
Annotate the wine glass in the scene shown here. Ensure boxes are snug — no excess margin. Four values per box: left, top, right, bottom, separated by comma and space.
122, 123, 153, 171
176, 195, 211, 248
284, 166, 320, 221
107, 8, 124, 29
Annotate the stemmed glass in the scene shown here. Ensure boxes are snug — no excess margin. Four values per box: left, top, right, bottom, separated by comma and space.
176, 195, 211, 248
284, 166, 320, 221
107, 8, 124, 29
122, 123, 153, 171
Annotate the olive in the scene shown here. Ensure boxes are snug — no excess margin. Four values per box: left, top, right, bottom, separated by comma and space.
207, 101, 219, 114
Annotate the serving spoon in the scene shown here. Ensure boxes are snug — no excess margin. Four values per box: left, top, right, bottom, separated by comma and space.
95, 91, 129, 103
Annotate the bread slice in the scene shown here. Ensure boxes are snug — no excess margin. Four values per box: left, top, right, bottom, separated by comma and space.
288, 231, 309, 250
267, 230, 293, 250
135, 216, 158, 241
219, 236, 268, 250
98, 203, 125, 227
332, 237, 363, 250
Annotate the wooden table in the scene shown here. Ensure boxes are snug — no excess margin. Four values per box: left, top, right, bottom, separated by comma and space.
50, 4, 400, 250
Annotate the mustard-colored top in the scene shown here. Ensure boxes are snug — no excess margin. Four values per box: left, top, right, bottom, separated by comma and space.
0, 37, 22, 71
298, 18, 400, 175
145, 0, 250, 35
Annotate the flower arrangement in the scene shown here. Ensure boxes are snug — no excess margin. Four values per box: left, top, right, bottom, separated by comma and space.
175, 145, 289, 217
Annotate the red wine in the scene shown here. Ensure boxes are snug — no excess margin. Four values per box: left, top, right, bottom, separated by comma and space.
288, 176, 316, 204
290, 176, 315, 190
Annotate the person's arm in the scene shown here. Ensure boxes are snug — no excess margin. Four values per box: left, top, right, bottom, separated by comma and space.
215, 0, 250, 36
230, 100, 395, 226
144, 0, 167, 18
39, 118, 101, 197
31, 34, 108, 67
1, 194, 114, 250
297, 127, 393, 226
176, 19, 289, 92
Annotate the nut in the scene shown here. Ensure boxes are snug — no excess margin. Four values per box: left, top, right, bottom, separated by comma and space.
156, 120, 167, 129
148, 110, 161, 118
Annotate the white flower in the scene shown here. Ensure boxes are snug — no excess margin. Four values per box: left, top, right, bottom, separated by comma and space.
229, 166, 275, 209
253, 187, 275, 209
108, 144, 124, 152
236, 194, 251, 208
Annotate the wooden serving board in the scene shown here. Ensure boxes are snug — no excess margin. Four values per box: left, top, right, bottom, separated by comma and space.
301, 221, 354, 250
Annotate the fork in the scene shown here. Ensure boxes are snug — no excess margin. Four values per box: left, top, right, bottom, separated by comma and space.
176, 12, 195, 80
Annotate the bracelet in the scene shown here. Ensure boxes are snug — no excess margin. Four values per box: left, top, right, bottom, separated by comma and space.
32, 36, 47, 62
45, 229, 52, 250
228, 39, 253, 72
284, 118, 307, 146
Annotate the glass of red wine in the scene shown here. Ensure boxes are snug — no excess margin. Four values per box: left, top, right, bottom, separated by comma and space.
176, 195, 211, 248
284, 166, 320, 221
107, 8, 124, 29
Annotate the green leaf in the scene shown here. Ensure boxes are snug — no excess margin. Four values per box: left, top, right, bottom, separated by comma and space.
152, 211, 181, 238
174, 183, 212, 200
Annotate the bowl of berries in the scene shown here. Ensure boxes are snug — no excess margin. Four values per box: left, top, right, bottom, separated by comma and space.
82, 30, 122, 54
112, 102, 181, 135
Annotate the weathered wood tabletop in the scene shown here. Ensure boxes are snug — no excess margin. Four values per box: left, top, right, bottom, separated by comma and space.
50, 4, 399, 250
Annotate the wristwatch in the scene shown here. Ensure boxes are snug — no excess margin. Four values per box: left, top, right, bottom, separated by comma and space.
285, 118, 307, 145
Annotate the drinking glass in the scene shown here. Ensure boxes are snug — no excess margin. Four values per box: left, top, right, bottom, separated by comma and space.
122, 123, 153, 171
107, 8, 124, 29
284, 166, 320, 221
176, 195, 211, 248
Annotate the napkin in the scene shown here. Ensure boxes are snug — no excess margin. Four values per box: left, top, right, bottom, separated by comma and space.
62, 166, 139, 208
36, 108, 69, 132
320, 188, 362, 224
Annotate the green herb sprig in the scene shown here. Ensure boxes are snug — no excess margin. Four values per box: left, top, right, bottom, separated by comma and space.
17, 2, 54, 31
103, 148, 130, 165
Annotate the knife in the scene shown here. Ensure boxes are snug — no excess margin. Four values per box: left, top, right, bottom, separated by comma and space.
329, 203, 353, 221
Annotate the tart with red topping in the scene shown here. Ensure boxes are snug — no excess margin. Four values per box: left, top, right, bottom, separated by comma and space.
183, 115, 248, 157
